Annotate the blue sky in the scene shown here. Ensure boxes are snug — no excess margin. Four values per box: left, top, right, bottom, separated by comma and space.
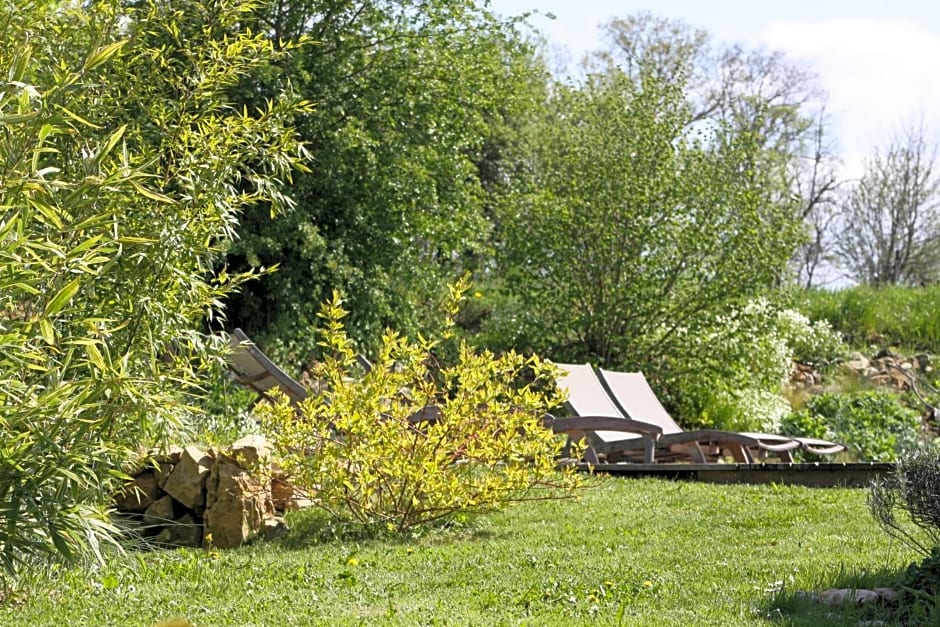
487, 0, 940, 178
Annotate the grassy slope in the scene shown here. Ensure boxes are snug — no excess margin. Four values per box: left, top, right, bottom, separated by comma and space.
2, 477, 915, 626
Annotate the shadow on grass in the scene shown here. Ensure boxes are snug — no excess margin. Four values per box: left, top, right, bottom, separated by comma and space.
762, 564, 915, 626
276, 507, 501, 551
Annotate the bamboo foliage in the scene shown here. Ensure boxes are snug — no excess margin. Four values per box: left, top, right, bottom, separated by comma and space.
0, 0, 309, 577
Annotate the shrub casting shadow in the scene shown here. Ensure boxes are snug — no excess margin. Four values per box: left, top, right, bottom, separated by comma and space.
276, 508, 502, 551
761, 565, 904, 626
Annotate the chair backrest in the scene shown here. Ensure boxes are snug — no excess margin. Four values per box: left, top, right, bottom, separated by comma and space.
554, 363, 625, 418
598, 369, 683, 435
226, 328, 308, 404
554, 363, 651, 447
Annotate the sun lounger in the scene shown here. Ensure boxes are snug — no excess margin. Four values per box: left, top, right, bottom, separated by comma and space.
553, 363, 827, 463
225, 328, 308, 405
597, 368, 845, 462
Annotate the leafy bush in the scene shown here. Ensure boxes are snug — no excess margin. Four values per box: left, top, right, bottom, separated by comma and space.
783, 391, 923, 461
256, 288, 579, 533
662, 300, 846, 433
656, 299, 790, 432
895, 549, 940, 623
775, 308, 848, 367
0, 0, 307, 577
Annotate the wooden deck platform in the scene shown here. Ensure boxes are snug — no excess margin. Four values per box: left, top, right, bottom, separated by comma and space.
571, 462, 895, 487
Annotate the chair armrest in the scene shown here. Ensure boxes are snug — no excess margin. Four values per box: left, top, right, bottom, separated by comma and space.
546, 416, 662, 439
794, 437, 847, 455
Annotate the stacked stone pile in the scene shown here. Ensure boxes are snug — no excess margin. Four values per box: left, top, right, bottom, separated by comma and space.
790, 350, 932, 393
113, 434, 308, 549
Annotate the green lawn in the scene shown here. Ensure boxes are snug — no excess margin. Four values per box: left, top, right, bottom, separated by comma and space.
1, 477, 916, 626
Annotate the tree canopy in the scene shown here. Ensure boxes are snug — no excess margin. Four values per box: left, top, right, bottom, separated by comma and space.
492, 67, 803, 370
220, 0, 539, 365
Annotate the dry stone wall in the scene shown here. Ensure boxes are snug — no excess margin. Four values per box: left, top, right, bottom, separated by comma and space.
113, 435, 306, 549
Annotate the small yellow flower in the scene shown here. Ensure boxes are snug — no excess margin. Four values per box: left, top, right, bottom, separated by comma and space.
643, 580, 654, 588
346, 557, 359, 567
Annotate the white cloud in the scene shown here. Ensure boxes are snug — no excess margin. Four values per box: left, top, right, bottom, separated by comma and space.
759, 19, 940, 177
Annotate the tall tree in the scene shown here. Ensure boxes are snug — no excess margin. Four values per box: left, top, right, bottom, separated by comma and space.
495, 68, 802, 368
835, 121, 940, 286
594, 12, 837, 286
789, 105, 842, 287
221, 0, 537, 365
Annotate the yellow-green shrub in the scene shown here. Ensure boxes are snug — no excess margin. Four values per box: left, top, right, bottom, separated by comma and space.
256, 290, 579, 532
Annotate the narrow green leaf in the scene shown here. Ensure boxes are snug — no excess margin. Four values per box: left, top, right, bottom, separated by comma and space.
69, 234, 105, 255
0, 211, 20, 240
39, 319, 55, 345
68, 213, 111, 232
82, 41, 126, 72
92, 125, 126, 165
0, 112, 38, 124
128, 180, 175, 204
53, 104, 101, 129
8, 50, 30, 82
84, 342, 106, 371
44, 278, 80, 316
6, 282, 40, 295
27, 198, 64, 229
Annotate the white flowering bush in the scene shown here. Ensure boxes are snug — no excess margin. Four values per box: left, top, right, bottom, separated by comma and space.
775, 308, 847, 367
664, 300, 843, 433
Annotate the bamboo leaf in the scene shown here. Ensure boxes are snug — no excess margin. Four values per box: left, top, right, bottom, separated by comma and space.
82, 41, 127, 72
128, 179, 176, 204
44, 278, 81, 316
53, 105, 101, 129
92, 125, 126, 166
39, 319, 55, 345
7, 282, 40, 295
84, 342, 106, 371
69, 234, 105, 255
8, 50, 30, 82
27, 198, 64, 229
0, 112, 38, 124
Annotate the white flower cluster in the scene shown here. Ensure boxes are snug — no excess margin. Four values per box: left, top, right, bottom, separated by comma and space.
775, 308, 847, 366
670, 299, 845, 432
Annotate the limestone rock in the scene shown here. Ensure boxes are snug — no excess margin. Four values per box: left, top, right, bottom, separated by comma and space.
154, 513, 202, 547
204, 457, 272, 549
270, 475, 295, 512
155, 461, 174, 490
230, 434, 273, 469
152, 445, 184, 465
816, 588, 896, 605
143, 495, 177, 527
163, 445, 212, 510
844, 352, 870, 372
114, 470, 161, 513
